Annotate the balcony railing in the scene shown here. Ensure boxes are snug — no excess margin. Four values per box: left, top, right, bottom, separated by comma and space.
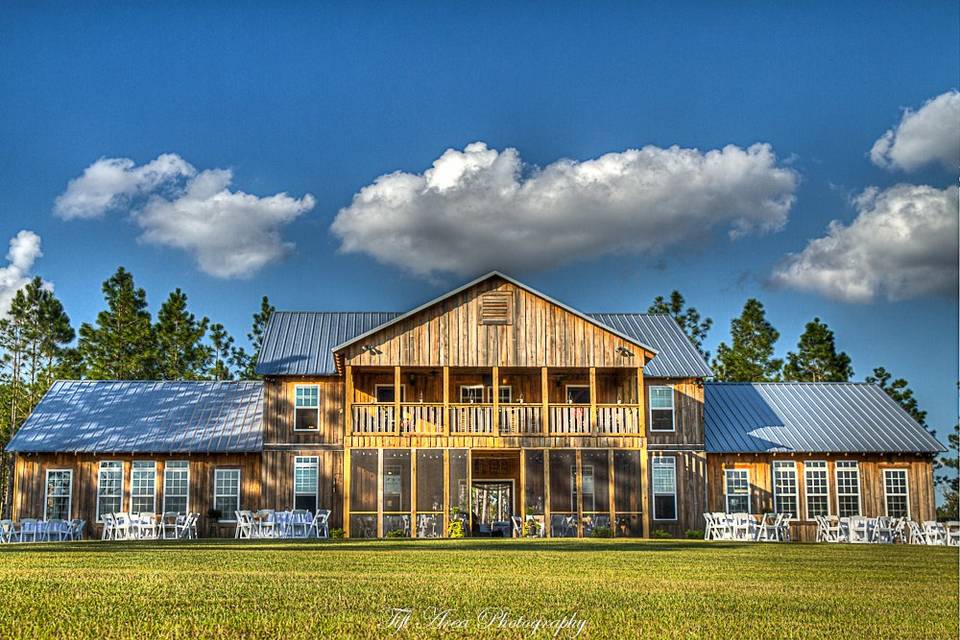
353, 403, 641, 435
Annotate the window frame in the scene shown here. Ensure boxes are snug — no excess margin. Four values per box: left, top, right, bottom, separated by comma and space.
651, 456, 677, 521
293, 455, 320, 512
648, 385, 676, 432
565, 384, 591, 404
724, 468, 751, 514
375, 384, 406, 403
459, 385, 485, 403
44, 469, 73, 521
485, 385, 513, 403
294, 384, 321, 432
882, 469, 910, 518
772, 460, 798, 516
96, 460, 124, 522
213, 468, 241, 522
130, 460, 157, 514
163, 460, 190, 514
803, 460, 829, 520
835, 460, 862, 517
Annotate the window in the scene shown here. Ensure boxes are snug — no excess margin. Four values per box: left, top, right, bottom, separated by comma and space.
131, 461, 156, 514
486, 386, 513, 403
571, 464, 596, 512
836, 461, 861, 517
883, 469, 909, 518
97, 461, 123, 520
804, 461, 829, 519
214, 469, 241, 521
649, 386, 675, 432
375, 384, 406, 403
294, 456, 319, 512
480, 291, 512, 325
725, 468, 750, 513
163, 461, 189, 514
772, 461, 797, 515
44, 469, 72, 520
295, 385, 320, 431
459, 385, 484, 403
652, 457, 677, 520
566, 385, 590, 404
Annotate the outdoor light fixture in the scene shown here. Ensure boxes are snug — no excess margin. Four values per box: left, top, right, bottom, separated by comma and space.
616, 346, 633, 357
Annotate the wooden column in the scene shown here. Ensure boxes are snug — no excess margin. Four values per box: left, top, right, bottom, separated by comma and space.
544, 449, 551, 537
636, 366, 646, 434
344, 365, 354, 437
393, 366, 402, 436
637, 366, 650, 537
491, 366, 500, 436
376, 448, 384, 538
588, 367, 597, 434
608, 449, 616, 537
343, 448, 351, 538
519, 448, 526, 534
442, 449, 450, 537
466, 449, 473, 536
541, 367, 550, 435
442, 366, 450, 436
410, 451, 417, 538
575, 449, 584, 537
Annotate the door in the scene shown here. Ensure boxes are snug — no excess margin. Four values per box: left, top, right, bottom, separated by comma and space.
471, 481, 514, 534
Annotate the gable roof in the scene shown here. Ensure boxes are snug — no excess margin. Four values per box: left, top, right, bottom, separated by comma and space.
257, 310, 711, 377
6, 380, 263, 454
704, 382, 944, 454
330, 271, 658, 356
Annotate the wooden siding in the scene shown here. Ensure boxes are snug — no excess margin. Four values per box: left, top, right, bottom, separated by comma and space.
12, 452, 261, 538
648, 450, 706, 537
646, 378, 704, 449
259, 449, 343, 529
263, 376, 343, 445
706, 454, 937, 542
339, 277, 653, 369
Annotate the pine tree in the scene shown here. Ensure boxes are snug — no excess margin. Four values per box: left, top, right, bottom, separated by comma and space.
241, 296, 274, 379
648, 290, 713, 359
865, 367, 927, 427
711, 299, 782, 382
937, 424, 959, 520
155, 289, 211, 380
78, 267, 156, 379
209, 323, 235, 381
782, 318, 853, 382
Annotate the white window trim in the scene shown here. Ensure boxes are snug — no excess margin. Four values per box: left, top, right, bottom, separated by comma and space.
162, 461, 190, 514
485, 385, 513, 403
651, 456, 678, 521
131, 460, 157, 514
214, 468, 241, 522
458, 385, 484, 403
772, 460, 797, 515
293, 456, 320, 510
96, 461, 124, 522
294, 384, 321, 432
44, 469, 73, 521
648, 385, 676, 432
375, 383, 406, 403
803, 460, 830, 520
724, 468, 751, 514
882, 469, 910, 518
565, 384, 591, 404
835, 460, 862, 517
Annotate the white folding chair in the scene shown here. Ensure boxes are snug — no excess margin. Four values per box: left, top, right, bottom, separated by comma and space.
945, 522, 960, 547
0, 519, 15, 543
755, 513, 778, 542
290, 510, 310, 538
906, 520, 926, 544
923, 521, 945, 545
511, 516, 524, 538
872, 517, 895, 544
20, 519, 39, 543
307, 510, 330, 539
702, 513, 714, 540
777, 513, 792, 541
114, 513, 132, 541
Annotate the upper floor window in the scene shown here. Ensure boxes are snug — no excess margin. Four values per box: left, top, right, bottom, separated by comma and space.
725, 468, 750, 513
486, 386, 513, 403
648, 386, 675, 432
131, 461, 156, 514
566, 385, 590, 404
804, 460, 829, 519
883, 469, 909, 518
163, 461, 189, 514
375, 384, 405, 403
45, 469, 72, 521
836, 461, 861, 517
459, 385, 484, 403
652, 457, 677, 520
295, 385, 320, 431
772, 461, 797, 515
97, 461, 123, 521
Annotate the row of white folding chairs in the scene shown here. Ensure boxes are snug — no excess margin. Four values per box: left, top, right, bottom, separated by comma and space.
101, 512, 198, 540
234, 509, 331, 539
703, 512, 792, 542
815, 515, 902, 543
0, 518, 85, 543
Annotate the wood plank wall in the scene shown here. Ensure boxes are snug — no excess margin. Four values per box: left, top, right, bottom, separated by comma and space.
706, 454, 937, 542
646, 378, 704, 448
340, 278, 653, 369
263, 376, 343, 444
260, 449, 343, 529
648, 450, 707, 537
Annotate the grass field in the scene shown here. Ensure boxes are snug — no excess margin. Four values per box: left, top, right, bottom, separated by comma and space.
0, 538, 956, 639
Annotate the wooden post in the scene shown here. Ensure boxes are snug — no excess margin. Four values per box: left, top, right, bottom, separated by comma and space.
393, 366, 401, 435
492, 366, 500, 436
608, 448, 616, 537
541, 367, 550, 435
636, 366, 646, 434
376, 448, 384, 538
519, 449, 526, 533
410, 451, 417, 538
443, 449, 450, 537
637, 366, 651, 537
544, 449, 551, 537
467, 449, 473, 536
442, 366, 450, 436
588, 367, 597, 434
344, 365, 354, 437
575, 449, 583, 537
343, 447, 351, 538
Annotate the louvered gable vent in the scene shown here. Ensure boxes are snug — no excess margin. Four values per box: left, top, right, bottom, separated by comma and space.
480, 291, 513, 325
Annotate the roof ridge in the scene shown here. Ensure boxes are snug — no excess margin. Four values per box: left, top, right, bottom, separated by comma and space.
707, 381, 874, 386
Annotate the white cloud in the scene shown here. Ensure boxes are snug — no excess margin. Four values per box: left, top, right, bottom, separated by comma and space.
56, 154, 315, 278
330, 141, 798, 278
771, 184, 959, 303
0, 230, 43, 314
870, 91, 960, 172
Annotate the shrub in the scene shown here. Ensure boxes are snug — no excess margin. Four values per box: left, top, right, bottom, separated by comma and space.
522, 519, 541, 537
652, 528, 673, 539
685, 529, 703, 540
329, 528, 344, 540
385, 528, 408, 539
590, 526, 613, 538
447, 508, 465, 538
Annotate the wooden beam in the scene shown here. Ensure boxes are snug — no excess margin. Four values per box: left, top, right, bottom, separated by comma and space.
393, 366, 401, 436
519, 448, 526, 535
588, 367, 597, 434
636, 366, 646, 434
343, 447, 351, 538
541, 367, 550, 435
442, 366, 450, 436
442, 449, 450, 537
492, 366, 500, 436
608, 448, 616, 537
344, 365, 354, 436
410, 451, 417, 538
575, 449, 583, 538
544, 449, 551, 538
377, 448, 384, 538
640, 448, 651, 539
467, 449, 473, 536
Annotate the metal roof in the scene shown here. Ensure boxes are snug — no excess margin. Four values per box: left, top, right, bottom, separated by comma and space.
704, 382, 944, 454
257, 310, 711, 378
6, 380, 264, 454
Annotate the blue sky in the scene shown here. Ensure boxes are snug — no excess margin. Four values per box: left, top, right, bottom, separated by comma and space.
0, 3, 957, 433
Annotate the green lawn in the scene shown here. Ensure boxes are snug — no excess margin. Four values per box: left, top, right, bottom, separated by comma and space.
0, 538, 956, 639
